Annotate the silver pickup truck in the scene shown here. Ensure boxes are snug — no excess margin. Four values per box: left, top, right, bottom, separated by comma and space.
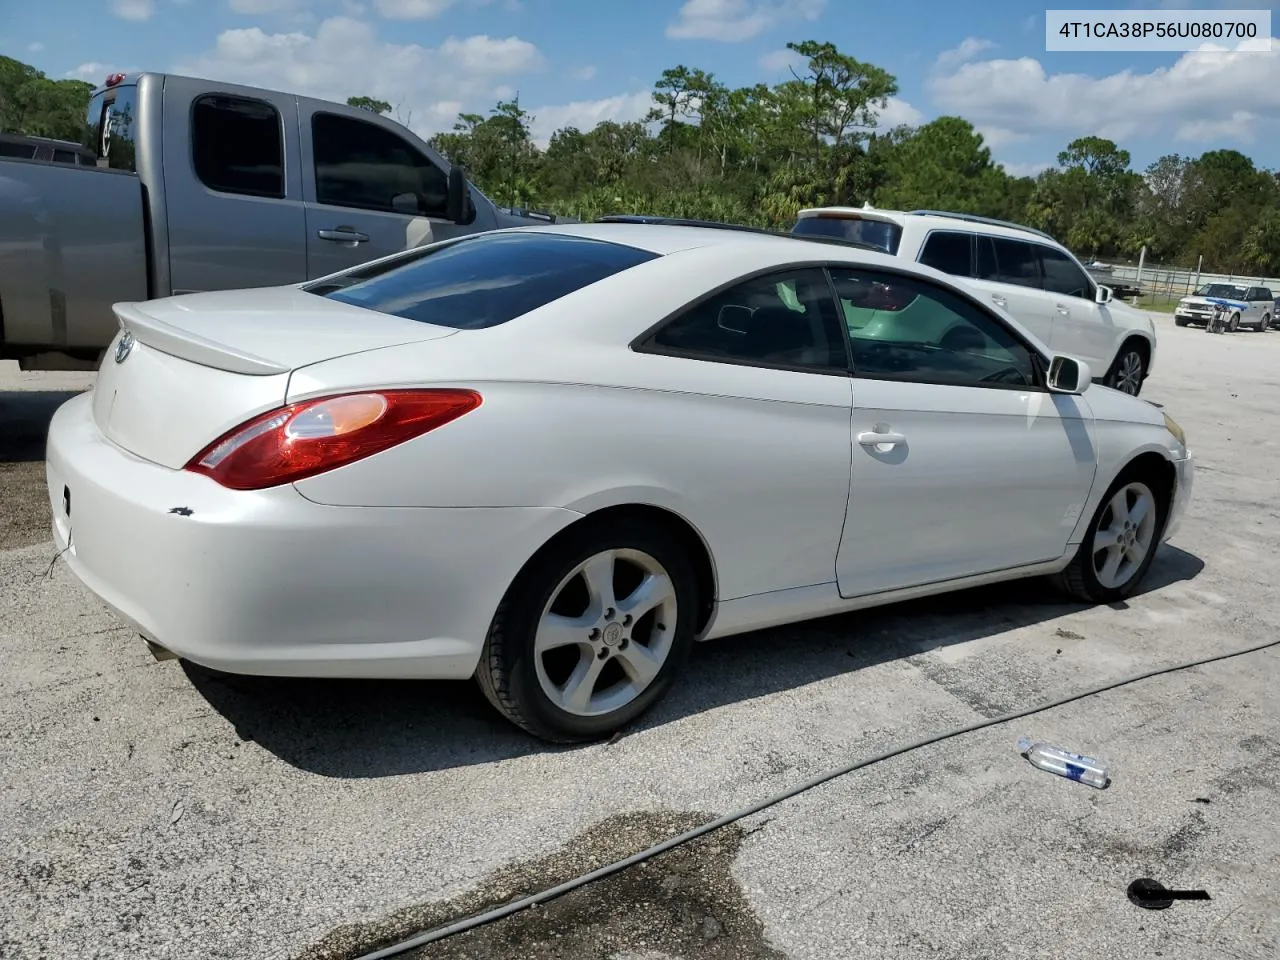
0, 71, 562, 371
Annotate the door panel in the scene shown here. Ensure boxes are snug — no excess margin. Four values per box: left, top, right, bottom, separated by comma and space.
840, 381, 1096, 596
299, 108, 471, 278
968, 235, 1056, 348
163, 84, 307, 294
828, 266, 1097, 598
1037, 244, 1112, 366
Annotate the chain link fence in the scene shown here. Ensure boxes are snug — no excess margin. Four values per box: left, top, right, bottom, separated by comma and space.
1087, 255, 1280, 311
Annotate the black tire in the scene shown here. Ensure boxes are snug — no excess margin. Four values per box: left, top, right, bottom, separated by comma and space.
1259, 313, 1270, 332
1229, 312, 1241, 332
1052, 468, 1170, 604
1104, 341, 1147, 396
1174, 317, 1189, 327
475, 517, 699, 743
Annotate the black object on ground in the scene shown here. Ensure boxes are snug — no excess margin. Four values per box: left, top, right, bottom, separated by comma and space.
1126, 877, 1212, 910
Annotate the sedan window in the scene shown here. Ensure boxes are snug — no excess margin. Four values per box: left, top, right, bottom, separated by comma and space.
646, 268, 848, 371
829, 268, 1039, 389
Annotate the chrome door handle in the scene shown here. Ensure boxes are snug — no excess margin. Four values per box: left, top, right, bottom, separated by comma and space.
1056, 303, 1071, 316
991, 294, 1007, 307
858, 430, 906, 447
317, 228, 370, 243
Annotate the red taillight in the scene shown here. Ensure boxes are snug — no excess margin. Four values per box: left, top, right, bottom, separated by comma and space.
105, 73, 126, 88
185, 389, 481, 490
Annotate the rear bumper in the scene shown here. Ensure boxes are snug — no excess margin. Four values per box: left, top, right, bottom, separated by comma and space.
46, 392, 580, 679
1163, 454, 1193, 542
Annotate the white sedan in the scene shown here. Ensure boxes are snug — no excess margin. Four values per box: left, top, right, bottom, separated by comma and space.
46, 221, 1195, 742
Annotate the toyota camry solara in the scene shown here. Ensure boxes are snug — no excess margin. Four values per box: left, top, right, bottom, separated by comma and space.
46, 222, 1194, 742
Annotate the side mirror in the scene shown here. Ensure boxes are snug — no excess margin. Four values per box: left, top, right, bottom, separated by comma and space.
446, 165, 475, 224
391, 192, 420, 214
1048, 354, 1092, 394
1095, 284, 1113, 304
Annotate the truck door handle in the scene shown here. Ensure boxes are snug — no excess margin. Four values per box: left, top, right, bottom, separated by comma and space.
318, 228, 370, 244
857, 430, 906, 448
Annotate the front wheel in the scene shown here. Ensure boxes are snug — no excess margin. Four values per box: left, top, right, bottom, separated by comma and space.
1105, 344, 1146, 396
1229, 312, 1241, 332
1053, 473, 1168, 604
475, 519, 699, 743
1259, 313, 1270, 332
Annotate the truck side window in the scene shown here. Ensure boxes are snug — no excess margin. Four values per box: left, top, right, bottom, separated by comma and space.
192, 95, 285, 199
312, 112, 449, 218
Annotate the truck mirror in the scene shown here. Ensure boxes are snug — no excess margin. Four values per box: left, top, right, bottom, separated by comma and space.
446, 166, 475, 224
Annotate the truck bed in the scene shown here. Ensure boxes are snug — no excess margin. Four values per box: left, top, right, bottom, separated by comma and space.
0, 159, 149, 364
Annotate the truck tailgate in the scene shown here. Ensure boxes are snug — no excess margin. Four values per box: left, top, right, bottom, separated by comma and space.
0, 161, 147, 349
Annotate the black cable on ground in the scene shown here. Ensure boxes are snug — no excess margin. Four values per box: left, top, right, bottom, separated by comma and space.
355, 636, 1280, 960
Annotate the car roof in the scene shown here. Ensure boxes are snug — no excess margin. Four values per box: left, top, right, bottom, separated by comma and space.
510, 221, 912, 270
796, 205, 1059, 244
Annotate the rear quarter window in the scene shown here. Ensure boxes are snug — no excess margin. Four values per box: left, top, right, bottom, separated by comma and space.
311, 231, 659, 329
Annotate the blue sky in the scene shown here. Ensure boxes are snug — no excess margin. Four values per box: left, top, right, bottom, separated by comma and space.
4, 0, 1279, 175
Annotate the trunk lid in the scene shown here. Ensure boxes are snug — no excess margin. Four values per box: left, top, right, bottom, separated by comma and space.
92, 286, 458, 469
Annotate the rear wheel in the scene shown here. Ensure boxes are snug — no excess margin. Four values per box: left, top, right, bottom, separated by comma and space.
1053, 472, 1168, 604
475, 519, 698, 743
1105, 343, 1146, 396
1259, 313, 1271, 332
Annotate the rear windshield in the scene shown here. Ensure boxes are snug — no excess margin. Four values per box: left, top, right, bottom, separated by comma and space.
311, 231, 659, 329
792, 215, 903, 255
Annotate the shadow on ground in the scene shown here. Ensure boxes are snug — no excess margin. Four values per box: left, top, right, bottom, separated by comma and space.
186, 545, 1204, 779
0, 391, 83, 463
0, 391, 86, 550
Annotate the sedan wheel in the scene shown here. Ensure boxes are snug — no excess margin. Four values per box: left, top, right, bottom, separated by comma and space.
1054, 475, 1167, 604
476, 520, 698, 742
1107, 347, 1146, 396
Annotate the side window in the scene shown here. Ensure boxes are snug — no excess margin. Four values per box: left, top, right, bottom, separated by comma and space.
976, 236, 1043, 289
918, 231, 972, 277
646, 268, 848, 371
53, 149, 76, 165
1038, 245, 1093, 299
829, 268, 1039, 389
312, 112, 449, 217
192, 95, 284, 198
1260, 288, 1274, 302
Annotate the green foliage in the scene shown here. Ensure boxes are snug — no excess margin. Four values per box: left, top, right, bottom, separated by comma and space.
0, 55, 93, 141
5, 48, 1279, 275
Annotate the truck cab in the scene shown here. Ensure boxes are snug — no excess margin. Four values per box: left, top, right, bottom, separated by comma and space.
0, 71, 551, 370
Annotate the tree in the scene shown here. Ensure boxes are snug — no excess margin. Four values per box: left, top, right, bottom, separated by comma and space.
346, 95, 392, 116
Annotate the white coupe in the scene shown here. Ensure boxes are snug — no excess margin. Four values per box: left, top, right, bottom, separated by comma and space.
46, 221, 1195, 742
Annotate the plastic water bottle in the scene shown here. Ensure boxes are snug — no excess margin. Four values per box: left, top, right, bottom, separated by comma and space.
1017, 736, 1110, 789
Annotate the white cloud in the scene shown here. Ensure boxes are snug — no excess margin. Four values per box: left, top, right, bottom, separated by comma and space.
977, 126, 1029, 150
875, 96, 924, 129
666, 0, 826, 43
1000, 160, 1052, 177
1177, 109, 1257, 144
229, 0, 304, 12
929, 38, 1280, 149
28, 41, 44, 53
934, 37, 996, 72
374, 0, 454, 16
173, 17, 544, 137
526, 91, 656, 147
113, 0, 155, 20
67, 61, 139, 81
571, 64, 597, 81
758, 47, 805, 73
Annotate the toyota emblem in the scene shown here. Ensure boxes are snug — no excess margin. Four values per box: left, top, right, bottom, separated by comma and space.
115, 331, 135, 363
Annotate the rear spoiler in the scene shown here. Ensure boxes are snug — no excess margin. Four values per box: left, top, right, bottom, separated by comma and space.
113, 302, 289, 376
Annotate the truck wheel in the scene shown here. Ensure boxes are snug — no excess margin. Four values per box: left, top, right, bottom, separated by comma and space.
1259, 313, 1270, 332
1229, 312, 1241, 332
1174, 317, 1189, 327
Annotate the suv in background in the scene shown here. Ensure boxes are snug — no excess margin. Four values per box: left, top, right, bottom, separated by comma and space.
792, 206, 1158, 396
0, 133, 97, 166
1174, 282, 1273, 331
